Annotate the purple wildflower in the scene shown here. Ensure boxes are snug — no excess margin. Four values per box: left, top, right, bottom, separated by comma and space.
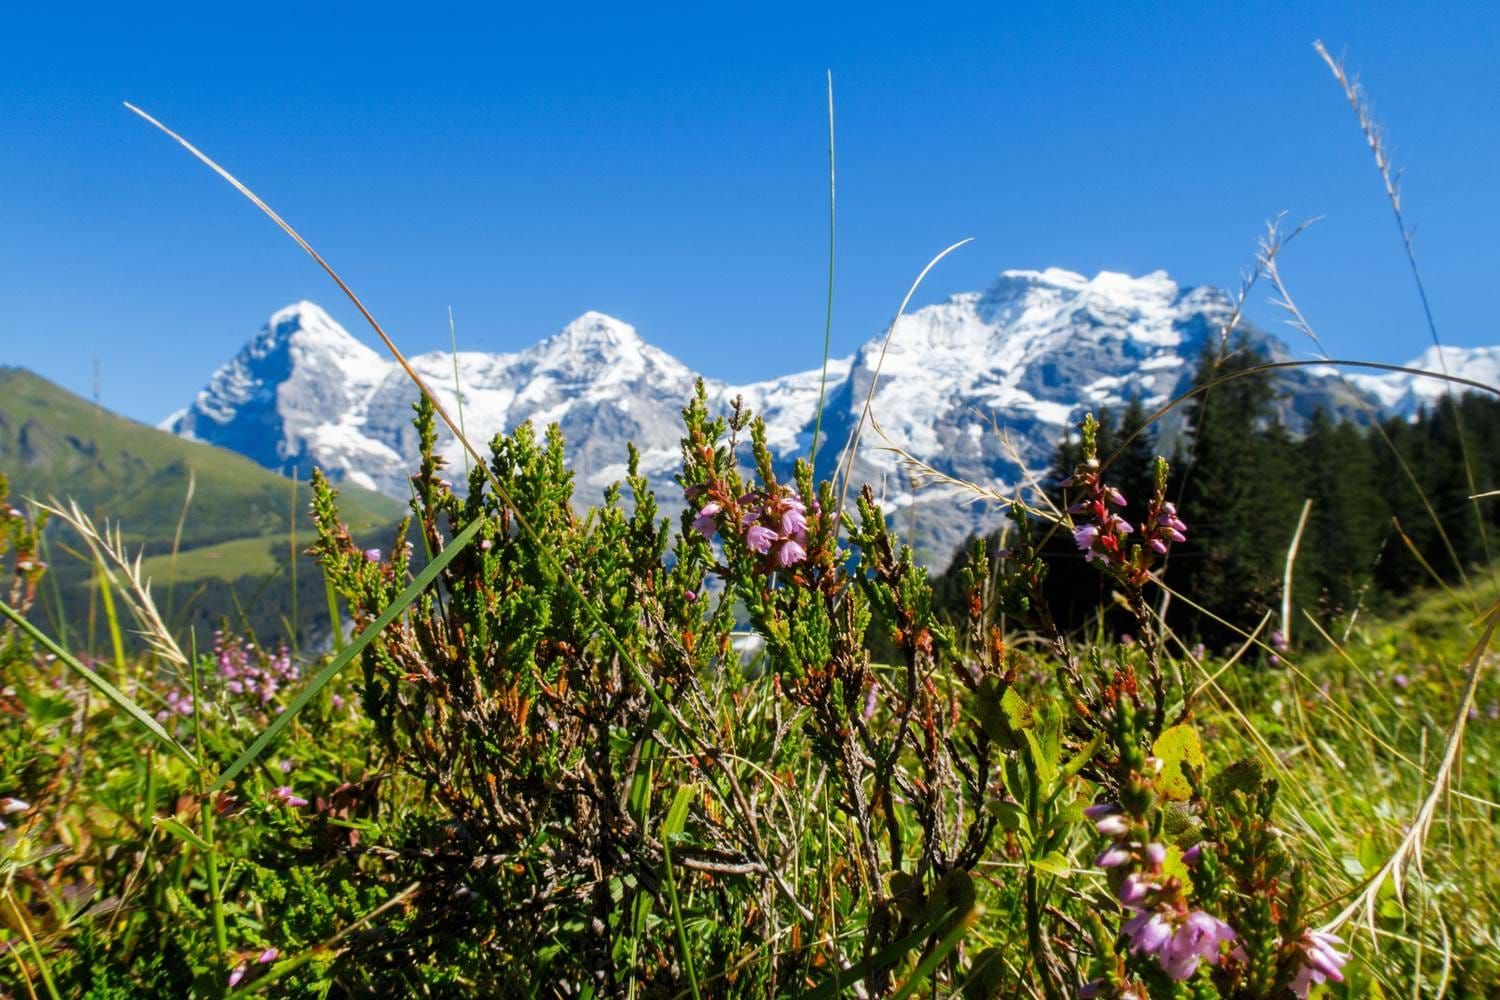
0, 797, 29, 815
780, 502, 808, 536
1116, 873, 1150, 909
363, 548, 381, 563
257, 947, 279, 964
1289, 930, 1348, 997
775, 539, 807, 568
1122, 911, 1173, 956
1096, 846, 1131, 868
692, 502, 722, 540
228, 963, 248, 988
1073, 524, 1100, 550
745, 523, 777, 554
1095, 814, 1130, 838
1083, 802, 1120, 821
270, 786, 309, 809
1128, 909, 1236, 981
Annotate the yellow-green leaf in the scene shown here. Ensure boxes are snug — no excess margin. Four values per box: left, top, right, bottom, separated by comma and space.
1152, 724, 1204, 801
1160, 844, 1194, 894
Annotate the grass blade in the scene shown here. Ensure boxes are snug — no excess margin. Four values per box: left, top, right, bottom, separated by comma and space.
210, 516, 482, 791
809, 69, 836, 469
0, 598, 198, 767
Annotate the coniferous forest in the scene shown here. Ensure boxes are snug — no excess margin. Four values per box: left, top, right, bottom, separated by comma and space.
935, 338, 1500, 648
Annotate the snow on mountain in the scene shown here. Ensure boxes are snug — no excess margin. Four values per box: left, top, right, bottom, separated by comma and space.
1347, 344, 1500, 418
166, 269, 1398, 566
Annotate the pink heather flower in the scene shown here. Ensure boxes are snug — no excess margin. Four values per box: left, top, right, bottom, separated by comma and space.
1078, 980, 1108, 999
684, 589, 697, 602
363, 548, 382, 563
1289, 930, 1348, 997
780, 503, 808, 536
1073, 524, 1100, 550
1113, 518, 1134, 535
1105, 487, 1127, 507
1144, 842, 1166, 866
1269, 630, 1288, 651
1095, 814, 1130, 837
228, 963, 248, 988
692, 502, 722, 540
1123, 911, 1173, 956
479, 538, 493, 551
1181, 843, 1203, 866
0, 797, 29, 815
1159, 911, 1236, 981
1164, 527, 1186, 543
745, 523, 777, 554
331, 693, 346, 712
1095, 846, 1131, 868
257, 947, 279, 964
278, 759, 294, 774
1392, 673, 1409, 689
1149, 537, 1168, 554
1116, 873, 1150, 909
1083, 803, 1120, 821
270, 787, 309, 809
775, 539, 807, 568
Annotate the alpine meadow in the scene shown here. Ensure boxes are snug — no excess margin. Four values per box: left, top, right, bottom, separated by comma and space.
5, 22, 1500, 1000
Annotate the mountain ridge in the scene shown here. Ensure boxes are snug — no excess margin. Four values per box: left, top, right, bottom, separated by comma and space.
160, 268, 1495, 563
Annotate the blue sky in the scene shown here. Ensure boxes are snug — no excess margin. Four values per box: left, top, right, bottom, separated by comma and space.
3, 2, 1497, 423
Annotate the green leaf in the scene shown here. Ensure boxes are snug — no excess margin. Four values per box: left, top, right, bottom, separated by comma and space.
989, 801, 1030, 839
973, 678, 1034, 751
1030, 851, 1071, 878
1060, 730, 1106, 780
153, 816, 215, 854
1160, 844, 1194, 894
211, 516, 483, 792
1152, 724, 1205, 801
661, 783, 696, 841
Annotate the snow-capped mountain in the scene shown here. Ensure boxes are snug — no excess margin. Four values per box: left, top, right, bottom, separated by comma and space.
165, 268, 1466, 565
1346, 344, 1500, 419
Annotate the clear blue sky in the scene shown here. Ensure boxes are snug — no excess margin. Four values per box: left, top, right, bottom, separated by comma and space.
3, 2, 1497, 423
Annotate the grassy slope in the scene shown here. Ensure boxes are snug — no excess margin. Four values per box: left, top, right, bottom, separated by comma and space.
0, 366, 402, 563
1, 366, 406, 646
1193, 570, 1500, 991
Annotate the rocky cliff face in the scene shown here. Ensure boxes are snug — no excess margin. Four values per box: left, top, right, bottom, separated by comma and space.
166, 268, 1439, 565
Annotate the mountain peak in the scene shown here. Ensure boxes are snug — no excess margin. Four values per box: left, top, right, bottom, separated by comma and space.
255, 301, 382, 367
545, 311, 642, 350
524, 311, 658, 379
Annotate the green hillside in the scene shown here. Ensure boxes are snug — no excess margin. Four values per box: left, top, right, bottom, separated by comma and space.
0, 366, 405, 644
0, 366, 401, 551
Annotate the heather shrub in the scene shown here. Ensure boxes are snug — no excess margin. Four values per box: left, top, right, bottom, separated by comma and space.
263, 388, 1351, 996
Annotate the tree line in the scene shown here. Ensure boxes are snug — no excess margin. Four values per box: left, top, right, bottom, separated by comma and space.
934, 335, 1500, 648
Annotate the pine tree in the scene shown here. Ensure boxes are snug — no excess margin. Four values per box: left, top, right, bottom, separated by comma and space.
1169, 335, 1302, 645
1293, 409, 1387, 621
